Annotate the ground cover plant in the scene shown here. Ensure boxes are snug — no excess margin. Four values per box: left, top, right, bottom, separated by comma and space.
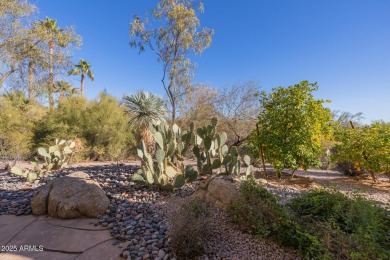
229, 179, 390, 259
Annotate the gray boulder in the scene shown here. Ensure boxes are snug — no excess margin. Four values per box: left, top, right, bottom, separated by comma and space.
31, 171, 109, 219
193, 176, 240, 210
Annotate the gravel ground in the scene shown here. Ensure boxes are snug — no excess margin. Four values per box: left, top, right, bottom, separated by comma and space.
158, 196, 301, 260
1, 161, 389, 259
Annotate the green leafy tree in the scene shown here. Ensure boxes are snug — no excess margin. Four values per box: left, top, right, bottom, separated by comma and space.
69, 59, 94, 97
0, 0, 37, 87
257, 81, 332, 177
333, 122, 390, 182
129, 0, 214, 123
123, 91, 166, 153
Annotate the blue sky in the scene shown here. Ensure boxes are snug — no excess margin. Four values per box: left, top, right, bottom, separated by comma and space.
34, 0, 390, 123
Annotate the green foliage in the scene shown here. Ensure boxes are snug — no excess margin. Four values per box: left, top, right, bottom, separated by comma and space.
33, 96, 86, 149
132, 122, 197, 190
69, 59, 94, 96
332, 122, 390, 180
229, 181, 390, 259
256, 81, 333, 177
123, 91, 167, 129
130, 0, 214, 122
169, 198, 210, 258
0, 93, 46, 160
228, 179, 289, 237
83, 93, 134, 161
289, 190, 390, 259
33, 93, 136, 161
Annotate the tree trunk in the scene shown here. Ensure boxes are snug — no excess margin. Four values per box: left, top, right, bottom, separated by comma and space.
256, 124, 268, 177
80, 73, 85, 97
140, 127, 155, 155
48, 41, 55, 108
28, 60, 35, 102
171, 102, 176, 124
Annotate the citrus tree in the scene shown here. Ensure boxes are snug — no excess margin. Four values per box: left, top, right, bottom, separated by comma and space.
332, 122, 390, 182
257, 81, 332, 177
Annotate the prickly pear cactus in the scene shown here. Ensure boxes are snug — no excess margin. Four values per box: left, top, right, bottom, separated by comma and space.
132, 123, 198, 190
37, 139, 75, 171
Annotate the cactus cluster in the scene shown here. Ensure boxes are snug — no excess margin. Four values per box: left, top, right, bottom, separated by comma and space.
10, 167, 38, 182
35, 139, 75, 171
10, 139, 75, 182
193, 117, 254, 177
132, 122, 198, 190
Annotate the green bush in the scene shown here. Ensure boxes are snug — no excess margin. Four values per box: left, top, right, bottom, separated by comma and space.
228, 179, 290, 237
289, 190, 390, 259
332, 122, 390, 181
33, 96, 87, 150
0, 93, 46, 160
228, 181, 390, 259
33, 93, 136, 161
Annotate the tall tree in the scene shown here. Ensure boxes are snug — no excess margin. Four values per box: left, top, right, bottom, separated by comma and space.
256, 81, 333, 178
123, 91, 166, 153
0, 0, 36, 87
55, 81, 78, 100
69, 59, 94, 97
130, 0, 214, 123
34, 17, 80, 108
216, 81, 261, 147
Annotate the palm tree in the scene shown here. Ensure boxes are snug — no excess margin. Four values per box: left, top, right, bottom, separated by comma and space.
55, 81, 79, 100
123, 91, 166, 154
69, 59, 94, 97
37, 17, 72, 108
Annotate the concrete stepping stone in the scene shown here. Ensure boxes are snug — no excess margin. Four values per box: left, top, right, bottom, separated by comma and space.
46, 218, 106, 231
6, 219, 112, 253
77, 239, 122, 260
0, 215, 36, 247
0, 250, 77, 260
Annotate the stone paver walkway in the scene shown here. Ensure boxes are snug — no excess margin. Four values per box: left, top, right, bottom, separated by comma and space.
0, 215, 121, 260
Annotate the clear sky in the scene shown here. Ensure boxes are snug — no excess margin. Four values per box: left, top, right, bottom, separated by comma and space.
33, 0, 390, 123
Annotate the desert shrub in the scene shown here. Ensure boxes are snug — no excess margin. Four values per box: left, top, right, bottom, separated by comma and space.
332, 122, 390, 181
169, 198, 210, 259
228, 179, 290, 238
33, 96, 87, 149
0, 93, 46, 160
33, 93, 136, 161
228, 181, 390, 259
289, 190, 390, 259
335, 161, 363, 176
83, 93, 136, 160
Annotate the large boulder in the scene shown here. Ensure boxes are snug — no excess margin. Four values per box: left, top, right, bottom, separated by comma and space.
193, 176, 240, 210
31, 171, 110, 219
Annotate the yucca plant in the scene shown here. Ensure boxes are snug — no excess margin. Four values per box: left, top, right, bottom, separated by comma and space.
123, 91, 166, 154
